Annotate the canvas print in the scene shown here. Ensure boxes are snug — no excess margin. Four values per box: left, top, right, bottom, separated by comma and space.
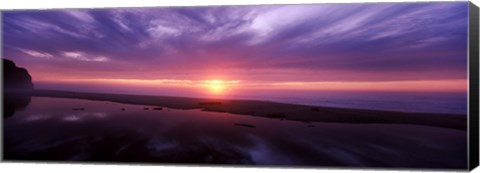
2, 2, 472, 169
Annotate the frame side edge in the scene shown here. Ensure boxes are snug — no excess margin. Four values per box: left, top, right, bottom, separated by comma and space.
0, 10, 4, 162
469, 1, 479, 171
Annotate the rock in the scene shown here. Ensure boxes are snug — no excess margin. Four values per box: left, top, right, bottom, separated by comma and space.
266, 113, 286, 119
198, 101, 222, 106
3, 59, 33, 90
152, 107, 163, 110
234, 123, 256, 128
3, 59, 34, 118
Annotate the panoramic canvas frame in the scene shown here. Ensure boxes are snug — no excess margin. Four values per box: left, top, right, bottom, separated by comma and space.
0, 1, 479, 171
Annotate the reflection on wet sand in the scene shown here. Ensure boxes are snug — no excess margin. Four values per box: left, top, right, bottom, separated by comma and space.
4, 97, 467, 169
3, 91, 32, 118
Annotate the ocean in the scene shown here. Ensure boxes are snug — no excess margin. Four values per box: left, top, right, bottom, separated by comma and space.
225, 90, 468, 115
35, 82, 469, 115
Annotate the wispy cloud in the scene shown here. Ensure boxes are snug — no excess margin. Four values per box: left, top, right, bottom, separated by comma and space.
18, 48, 53, 59
62, 51, 109, 62
2, 2, 468, 86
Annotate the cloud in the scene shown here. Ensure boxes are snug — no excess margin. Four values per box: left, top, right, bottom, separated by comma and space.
62, 51, 109, 62
18, 48, 53, 59
63, 10, 95, 23
2, 2, 469, 83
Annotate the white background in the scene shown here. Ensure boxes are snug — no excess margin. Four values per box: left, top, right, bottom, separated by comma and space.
0, 0, 479, 173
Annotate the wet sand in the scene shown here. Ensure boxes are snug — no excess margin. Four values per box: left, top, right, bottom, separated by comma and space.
3, 96, 467, 168
14, 89, 466, 130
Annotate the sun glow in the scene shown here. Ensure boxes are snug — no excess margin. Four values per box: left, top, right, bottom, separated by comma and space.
205, 80, 226, 94
35, 76, 466, 93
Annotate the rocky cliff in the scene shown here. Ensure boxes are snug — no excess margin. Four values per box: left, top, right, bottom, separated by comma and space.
3, 59, 34, 90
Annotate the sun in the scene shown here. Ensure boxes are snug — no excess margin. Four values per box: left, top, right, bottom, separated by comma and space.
203, 79, 240, 95
211, 84, 223, 92
205, 80, 225, 94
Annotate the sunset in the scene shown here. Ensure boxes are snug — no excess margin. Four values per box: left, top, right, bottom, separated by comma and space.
3, 3, 468, 97
2, 1, 472, 168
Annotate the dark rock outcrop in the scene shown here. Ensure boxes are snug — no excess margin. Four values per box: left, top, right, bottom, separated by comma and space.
3, 59, 33, 90
234, 123, 256, 128
3, 59, 34, 118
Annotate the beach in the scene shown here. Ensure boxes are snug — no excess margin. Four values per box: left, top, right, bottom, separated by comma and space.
10, 89, 464, 130
3, 95, 467, 168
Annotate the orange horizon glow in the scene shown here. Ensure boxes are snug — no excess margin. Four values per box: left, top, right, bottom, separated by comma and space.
34, 78, 468, 93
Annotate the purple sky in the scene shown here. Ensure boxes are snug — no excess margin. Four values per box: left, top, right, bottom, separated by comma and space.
2, 2, 469, 94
